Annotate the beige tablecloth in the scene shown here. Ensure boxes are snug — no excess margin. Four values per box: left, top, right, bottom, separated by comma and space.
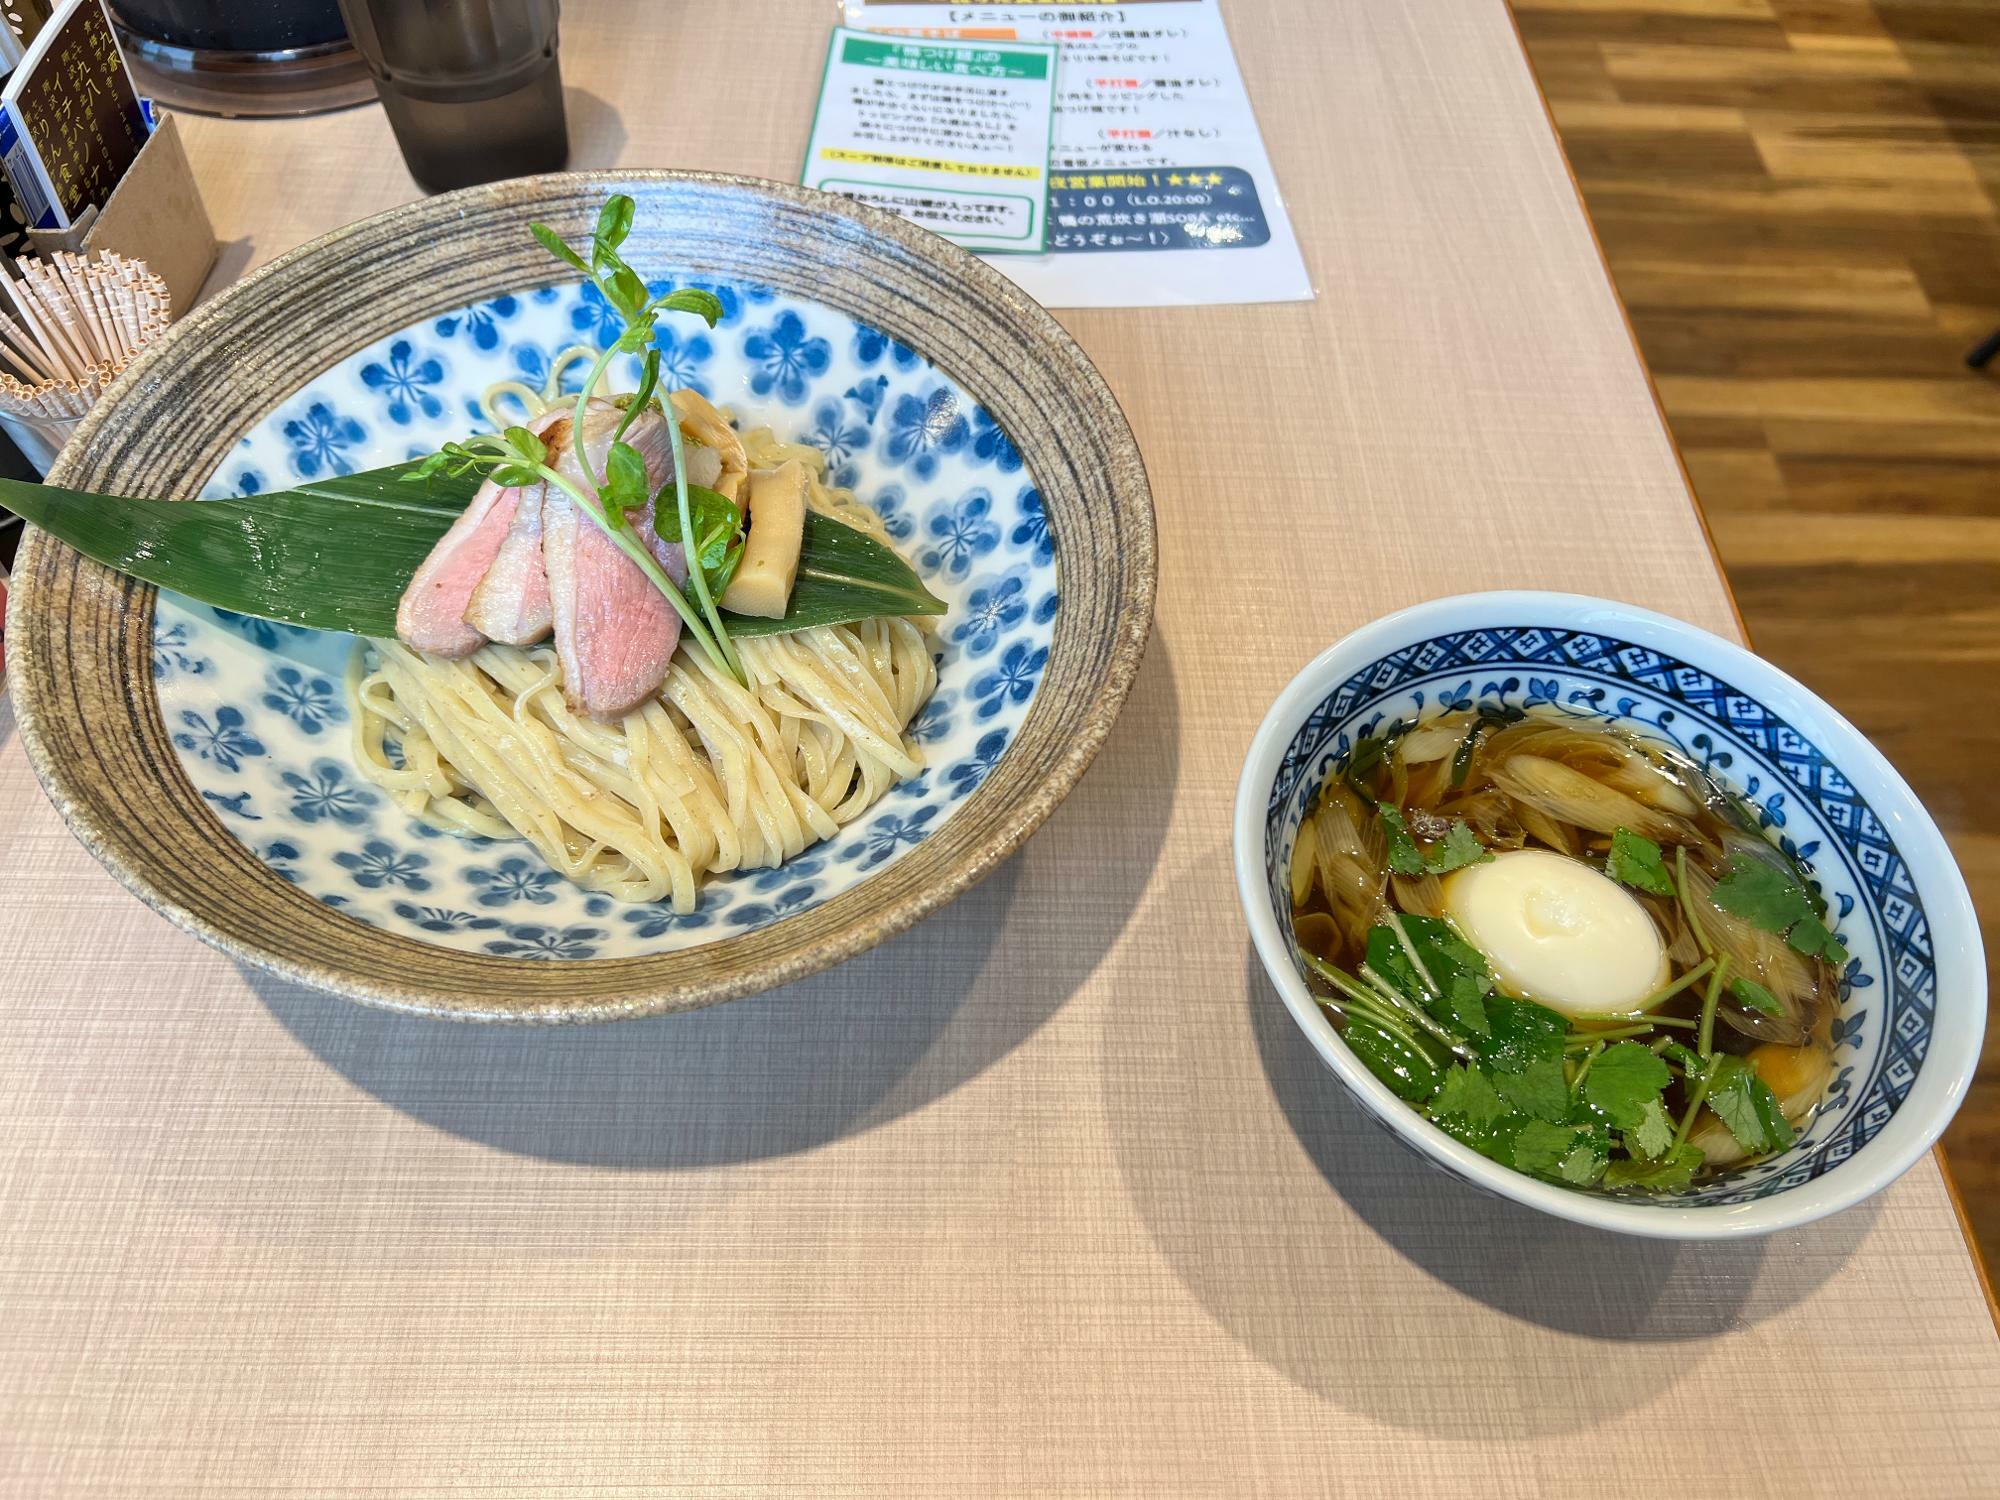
2, 1, 1995, 1493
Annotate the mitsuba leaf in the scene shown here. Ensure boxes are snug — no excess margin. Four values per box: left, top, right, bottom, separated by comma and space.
1341, 1017, 1445, 1104
1363, 925, 1422, 1003
1425, 821, 1492, 875
1429, 1065, 1509, 1130
1581, 1041, 1672, 1130
1379, 805, 1425, 877
1493, 1056, 1570, 1123
1731, 976, 1783, 1017
1603, 1144, 1704, 1193
1608, 828, 1674, 896
1625, 1097, 1676, 1161
1703, 1055, 1796, 1156
1711, 853, 1848, 966
1439, 973, 1490, 1040
1476, 994, 1568, 1076
1513, 1120, 1609, 1186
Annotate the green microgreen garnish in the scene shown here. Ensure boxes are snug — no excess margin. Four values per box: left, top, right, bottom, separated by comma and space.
424, 194, 741, 682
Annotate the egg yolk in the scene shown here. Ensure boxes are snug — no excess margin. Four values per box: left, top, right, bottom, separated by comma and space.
1442, 849, 1669, 1017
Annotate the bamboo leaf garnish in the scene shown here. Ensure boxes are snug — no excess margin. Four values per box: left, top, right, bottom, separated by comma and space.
0, 465, 941, 641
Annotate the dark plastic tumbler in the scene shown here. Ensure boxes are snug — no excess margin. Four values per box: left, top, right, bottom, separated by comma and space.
335, 0, 569, 192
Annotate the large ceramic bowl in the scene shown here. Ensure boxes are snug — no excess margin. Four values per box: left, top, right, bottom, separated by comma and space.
1233, 591, 1984, 1238
8, 172, 1154, 1021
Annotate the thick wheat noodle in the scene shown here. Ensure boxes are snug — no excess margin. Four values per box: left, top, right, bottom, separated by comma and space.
348, 371, 939, 909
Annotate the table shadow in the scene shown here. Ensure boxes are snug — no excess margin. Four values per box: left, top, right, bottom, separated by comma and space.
1104, 851, 1872, 1437
252, 638, 1179, 1172
1242, 947, 1872, 1430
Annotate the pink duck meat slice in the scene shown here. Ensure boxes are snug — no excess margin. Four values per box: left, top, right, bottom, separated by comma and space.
460, 409, 567, 645
395, 474, 525, 658
540, 400, 688, 718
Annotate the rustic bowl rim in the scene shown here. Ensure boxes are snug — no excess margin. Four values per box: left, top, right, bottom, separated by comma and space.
8, 169, 1157, 1022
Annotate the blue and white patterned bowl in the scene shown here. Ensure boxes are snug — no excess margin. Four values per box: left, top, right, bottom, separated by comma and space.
154, 279, 1057, 960
14, 173, 1155, 1019
1232, 591, 1985, 1238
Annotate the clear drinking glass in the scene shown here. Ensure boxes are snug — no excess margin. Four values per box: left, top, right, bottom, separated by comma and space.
335, 0, 569, 193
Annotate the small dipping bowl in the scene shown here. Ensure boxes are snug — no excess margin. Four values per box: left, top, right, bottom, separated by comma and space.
1233, 591, 1985, 1239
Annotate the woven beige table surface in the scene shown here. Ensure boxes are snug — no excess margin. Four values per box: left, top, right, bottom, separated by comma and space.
3, 1, 1995, 1494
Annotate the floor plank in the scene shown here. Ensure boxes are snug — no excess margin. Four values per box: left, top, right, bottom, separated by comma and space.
1513, 0, 2000, 1272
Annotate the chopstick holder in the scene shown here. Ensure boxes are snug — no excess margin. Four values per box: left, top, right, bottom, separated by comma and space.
27, 115, 218, 315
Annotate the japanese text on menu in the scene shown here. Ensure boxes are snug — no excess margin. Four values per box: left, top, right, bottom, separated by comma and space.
844, 0, 1311, 306
805, 30, 1057, 253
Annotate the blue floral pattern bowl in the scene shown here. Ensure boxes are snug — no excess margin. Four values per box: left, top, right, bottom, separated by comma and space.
151, 280, 1058, 961
1233, 592, 1984, 1238
12, 173, 1155, 1019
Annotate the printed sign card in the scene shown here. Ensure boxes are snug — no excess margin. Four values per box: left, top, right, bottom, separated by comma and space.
842, 0, 1312, 307
804, 26, 1057, 254
1, 0, 147, 230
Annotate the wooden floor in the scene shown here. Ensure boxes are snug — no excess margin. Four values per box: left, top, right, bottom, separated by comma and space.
1511, 0, 2000, 1267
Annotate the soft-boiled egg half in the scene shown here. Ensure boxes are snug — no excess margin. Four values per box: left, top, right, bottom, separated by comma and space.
1442, 849, 1668, 1017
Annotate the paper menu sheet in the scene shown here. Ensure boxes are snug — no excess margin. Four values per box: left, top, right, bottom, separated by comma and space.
842, 0, 1313, 308
804, 28, 1057, 254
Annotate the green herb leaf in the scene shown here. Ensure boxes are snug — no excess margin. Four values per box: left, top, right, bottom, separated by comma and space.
1557, 1135, 1610, 1186
1730, 976, 1783, 1017
1607, 828, 1674, 896
1364, 917, 1492, 1040
501, 425, 546, 465
1401, 914, 1493, 994
530, 221, 590, 276
1580, 1041, 1673, 1130
601, 440, 651, 524
1711, 853, 1847, 966
607, 266, 648, 321
1702, 1055, 1796, 1156
654, 287, 725, 328
1662, 1041, 1706, 1075
1424, 820, 1492, 875
1785, 911, 1847, 965
1340, 1016, 1445, 1104
1363, 925, 1422, 1000
1603, 1144, 1704, 1193
593, 193, 635, 258
1440, 973, 1490, 1040
1512, 1120, 1609, 1186
1428, 1064, 1509, 1129
1494, 1056, 1570, 1123
1476, 994, 1569, 1076
651, 482, 743, 597
1379, 805, 1425, 877
1625, 1097, 1676, 1160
